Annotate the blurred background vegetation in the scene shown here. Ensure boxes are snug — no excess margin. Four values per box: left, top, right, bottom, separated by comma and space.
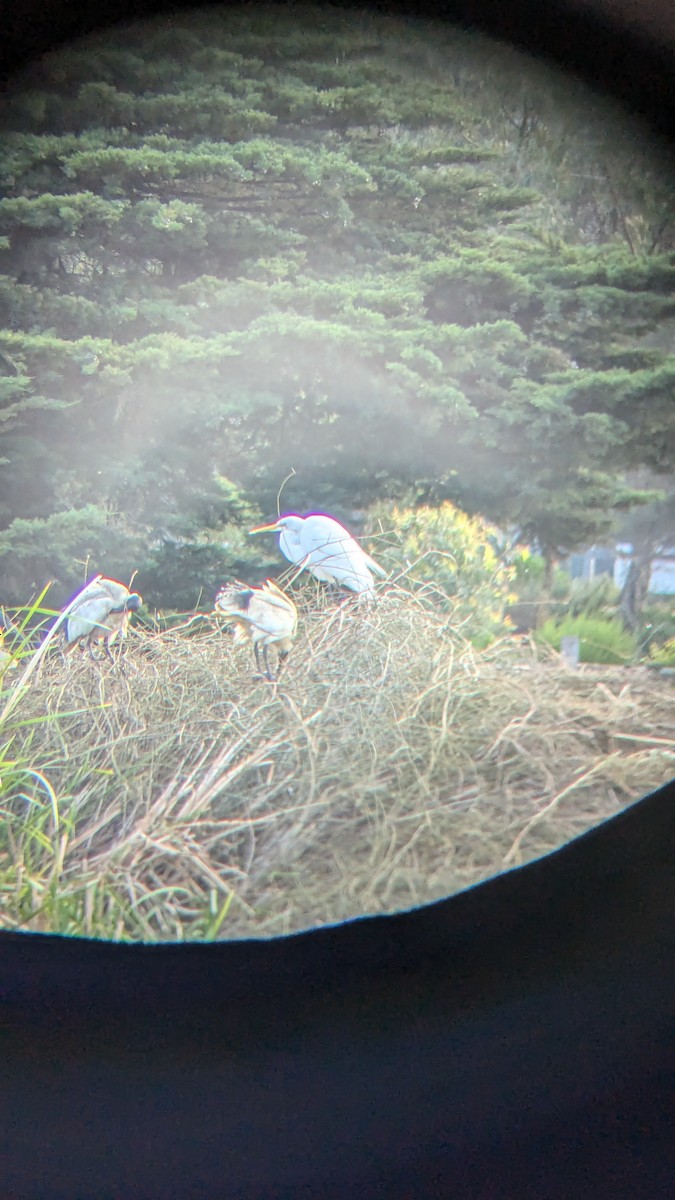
0, 3, 673, 645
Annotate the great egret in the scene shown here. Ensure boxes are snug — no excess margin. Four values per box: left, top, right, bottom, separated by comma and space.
63, 577, 143, 660
215, 579, 298, 681
249, 513, 386, 597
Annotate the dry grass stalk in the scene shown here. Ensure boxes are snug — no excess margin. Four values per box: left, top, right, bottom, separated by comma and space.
1, 585, 673, 941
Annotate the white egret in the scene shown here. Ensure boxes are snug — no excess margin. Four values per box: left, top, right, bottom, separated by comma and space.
215, 579, 298, 681
249, 513, 386, 597
63, 577, 143, 660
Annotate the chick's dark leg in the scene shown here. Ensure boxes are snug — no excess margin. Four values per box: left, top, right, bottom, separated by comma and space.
254, 642, 263, 675
262, 644, 275, 682
108, 637, 127, 674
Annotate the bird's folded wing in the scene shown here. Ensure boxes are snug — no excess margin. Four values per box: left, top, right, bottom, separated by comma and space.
229, 609, 293, 638
67, 579, 104, 604
304, 526, 384, 576
363, 552, 387, 577
99, 580, 131, 604
259, 591, 296, 614
307, 533, 378, 583
226, 611, 257, 625
70, 584, 109, 607
67, 597, 113, 638
216, 604, 249, 620
73, 579, 129, 606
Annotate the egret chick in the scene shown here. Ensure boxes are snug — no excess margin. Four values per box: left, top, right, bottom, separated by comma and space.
215, 579, 298, 681
63, 577, 143, 661
249, 512, 386, 598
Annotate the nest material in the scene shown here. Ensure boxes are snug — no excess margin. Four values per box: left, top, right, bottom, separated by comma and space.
2, 584, 673, 941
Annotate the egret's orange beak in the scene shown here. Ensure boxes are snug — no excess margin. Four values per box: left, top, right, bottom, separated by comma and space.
248, 522, 282, 535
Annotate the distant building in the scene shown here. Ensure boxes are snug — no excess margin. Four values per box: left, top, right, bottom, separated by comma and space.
566, 545, 616, 582
614, 543, 675, 596
564, 543, 675, 595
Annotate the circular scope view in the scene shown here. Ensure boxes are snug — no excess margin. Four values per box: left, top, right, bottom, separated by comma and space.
0, 4, 673, 941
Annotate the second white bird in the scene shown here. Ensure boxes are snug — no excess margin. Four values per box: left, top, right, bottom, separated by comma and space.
215, 579, 298, 681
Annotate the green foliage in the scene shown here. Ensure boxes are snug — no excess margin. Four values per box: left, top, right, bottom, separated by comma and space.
0, 587, 72, 935
511, 549, 546, 598
537, 614, 638, 664
640, 601, 675, 654
0, 192, 125, 234
506, 556, 574, 630
551, 568, 573, 600
140, 529, 276, 613
423, 251, 537, 327
0, 505, 142, 607
0, 738, 67, 931
367, 500, 514, 642
1, 4, 674, 604
647, 637, 675, 667
566, 574, 620, 617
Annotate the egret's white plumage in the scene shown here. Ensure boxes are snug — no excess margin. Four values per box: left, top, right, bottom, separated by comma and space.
215, 579, 298, 680
64, 577, 142, 659
250, 513, 386, 597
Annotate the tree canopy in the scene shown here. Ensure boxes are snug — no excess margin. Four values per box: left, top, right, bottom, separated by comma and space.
1, 3, 674, 607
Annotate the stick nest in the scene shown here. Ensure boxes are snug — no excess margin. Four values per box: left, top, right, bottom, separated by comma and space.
3, 584, 673, 941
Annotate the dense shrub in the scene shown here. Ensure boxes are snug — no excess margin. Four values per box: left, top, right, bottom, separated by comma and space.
511, 550, 546, 601
138, 529, 279, 613
536, 614, 637, 664
0, 505, 142, 608
506, 554, 572, 631
640, 601, 675, 655
551, 568, 573, 600
367, 501, 514, 644
648, 637, 675, 667
566, 574, 620, 618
